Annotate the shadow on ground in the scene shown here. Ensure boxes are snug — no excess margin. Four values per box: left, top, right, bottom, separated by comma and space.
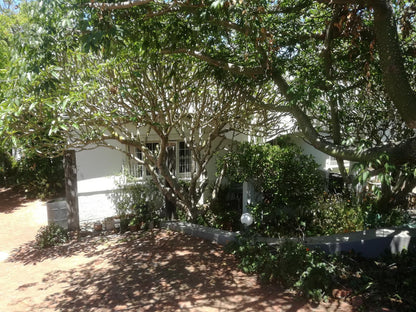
0, 188, 29, 214
8, 230, 352, 311
8, 232, 116, 265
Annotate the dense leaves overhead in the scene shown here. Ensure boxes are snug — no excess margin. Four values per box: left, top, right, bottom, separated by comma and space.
2, 0, 416, 212
80, 0, 416, 209
83, 1, 416, 135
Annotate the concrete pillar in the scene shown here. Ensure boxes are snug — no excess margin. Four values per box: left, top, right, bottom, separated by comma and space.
64, 150, 80, 232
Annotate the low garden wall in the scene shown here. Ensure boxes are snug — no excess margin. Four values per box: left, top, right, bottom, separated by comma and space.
162, 221, 416, 258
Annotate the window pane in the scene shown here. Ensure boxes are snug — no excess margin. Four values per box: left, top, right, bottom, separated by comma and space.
179, 142, 191, 173
145, 143, 159, 175
134, 148, 143, 177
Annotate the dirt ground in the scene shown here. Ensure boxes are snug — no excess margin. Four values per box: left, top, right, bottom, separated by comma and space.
0, 187, 357, 312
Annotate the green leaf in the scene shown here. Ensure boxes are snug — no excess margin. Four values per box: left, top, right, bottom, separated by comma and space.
211, 0, 226, 9
362, 170, 370, 183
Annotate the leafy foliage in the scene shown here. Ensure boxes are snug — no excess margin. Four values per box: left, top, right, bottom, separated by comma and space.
227, 236, 336, 303
195, 183, 244, 231
336, 249, 416, 311
111, 177, 164, 229
306, 191, 411, 237
1, 0, 274, 219
3, 0, 416, 218
0, 148, 16, 186
227, 233, 416, 308
78, 0, 416, 215
0, 148, 64, 199
219, 142, 324, 237
35, 223, 68, 249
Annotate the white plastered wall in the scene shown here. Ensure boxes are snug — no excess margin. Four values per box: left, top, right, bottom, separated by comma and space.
76, 140, 125, 223
74, 126, 253, 223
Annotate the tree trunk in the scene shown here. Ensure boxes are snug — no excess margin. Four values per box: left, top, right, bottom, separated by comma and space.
373, 0, 416, 128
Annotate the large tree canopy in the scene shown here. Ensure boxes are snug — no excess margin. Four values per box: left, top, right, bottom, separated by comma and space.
80, 0, 416, 207
0, 0, 278, 219
2, 0, 416, 212
82, 0, 416, 160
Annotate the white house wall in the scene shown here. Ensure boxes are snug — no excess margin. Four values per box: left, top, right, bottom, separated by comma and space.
289, 136, 333, 170
76, 140, 125, 224
75, 128, 343, 224
74, 128, 245, 223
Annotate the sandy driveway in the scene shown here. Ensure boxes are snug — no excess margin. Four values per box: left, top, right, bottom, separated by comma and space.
0, 188, 355, 312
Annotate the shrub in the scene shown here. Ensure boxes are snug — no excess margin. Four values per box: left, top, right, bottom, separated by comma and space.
228, 232, 416, 308
308, 193, 365, 236
219, 142, 325, 237
15, 155, 64, 199
226, 232, 277, 279
361, 200, 411, 229
306, 192, 410, 237
0, 149, 17, 187
335, 249, 416, 311
204, 183, 243, 231
227, 235, 336, 303
112, 177, 164, 229
0, 149, 64, 199
35, 223, 68, 248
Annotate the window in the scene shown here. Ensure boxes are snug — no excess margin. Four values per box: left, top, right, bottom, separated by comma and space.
145, 143, 160, 155
179, 141, 191, 174
142, 143, 159, 176
128, 143, 160, 178
132, 146, 143, 177
127, 141, 191, 178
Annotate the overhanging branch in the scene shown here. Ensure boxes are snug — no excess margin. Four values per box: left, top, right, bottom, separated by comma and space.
88, 0, 153, 10
250, 93, 416, 165
160, 48, 265, 77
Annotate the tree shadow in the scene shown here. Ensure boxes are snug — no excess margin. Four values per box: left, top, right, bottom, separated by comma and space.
7, 233, 118, 265
0, 187, 29, 214
9, 230, 355, 311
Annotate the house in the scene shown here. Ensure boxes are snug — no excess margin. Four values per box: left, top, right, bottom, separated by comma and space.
74, 128, 346, 225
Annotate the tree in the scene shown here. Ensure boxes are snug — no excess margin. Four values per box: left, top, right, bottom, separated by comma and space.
0, 0, 20, 97
3, 0, 416, 213
0, 0, 278, 219
64, 54, 274, 219
82, 0, 416, 209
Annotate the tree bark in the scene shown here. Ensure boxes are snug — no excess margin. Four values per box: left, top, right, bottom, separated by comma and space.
372, 0, 416, 128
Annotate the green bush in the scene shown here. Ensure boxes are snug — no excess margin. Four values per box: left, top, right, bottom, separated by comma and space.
204, 184, 243, 231
303, 192, 410, 237
0, 148, 64, 199
227, 235, 335, 302
226, 232, 277, 280
361, 200, 411, 229
0, 149, 17, 187
335, 249, 416, 311
308, 193, 365, 236
219, 142, 325, 237
15, 155, 64, 199
112, 177, 163, 229
35, 223, 68, 248
228, 232, 416, 308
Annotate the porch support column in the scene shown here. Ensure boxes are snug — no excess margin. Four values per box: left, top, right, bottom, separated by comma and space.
242, 181, 253, 213
64, 150, 80, 232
